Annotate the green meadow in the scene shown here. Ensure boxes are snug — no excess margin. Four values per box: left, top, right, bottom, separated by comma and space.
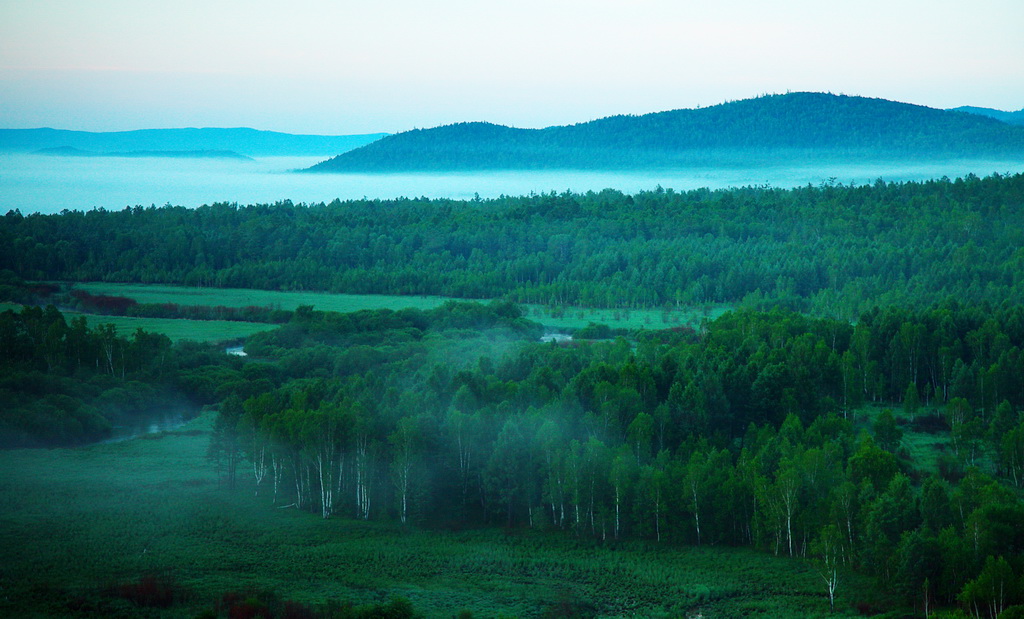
75, 283, 455, 313
74, 282, 729, 332
856, 405, 959, 477
0, 411, 877, 618
65, 311, 278, 343
520, 303, 731, 331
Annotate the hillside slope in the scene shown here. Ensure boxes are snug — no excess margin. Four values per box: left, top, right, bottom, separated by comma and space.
307, 93, 1024, 171
950, 105, 1024, 126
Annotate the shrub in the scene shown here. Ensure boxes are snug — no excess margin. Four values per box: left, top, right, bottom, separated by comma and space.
113, 574, 177, 608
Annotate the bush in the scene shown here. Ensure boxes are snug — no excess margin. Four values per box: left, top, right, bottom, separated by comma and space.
113, 575, 177, 608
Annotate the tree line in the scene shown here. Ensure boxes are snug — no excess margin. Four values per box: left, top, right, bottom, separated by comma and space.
3, 172, 1023, 319
0, 304, 236, 446
67, 288, 290, 323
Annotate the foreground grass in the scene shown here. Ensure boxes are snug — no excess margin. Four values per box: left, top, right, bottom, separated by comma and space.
0, 413, 882, 618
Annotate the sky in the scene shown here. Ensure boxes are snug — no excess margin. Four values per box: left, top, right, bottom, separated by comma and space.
2, 0, 1023, 135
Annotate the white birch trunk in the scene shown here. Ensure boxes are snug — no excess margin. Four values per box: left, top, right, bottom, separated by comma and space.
252, 443, 267, 495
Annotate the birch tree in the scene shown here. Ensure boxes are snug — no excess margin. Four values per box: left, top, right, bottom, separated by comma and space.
626, 411, 654, 467
302, 403, 351, 519
609, 447, 635, 540
241, 392, 281, 496
96, 322, 119, 376
999, 421, 1024, 488
958, 555, 1020, 619
811, 524, 843, 612
353, 413, 373, 520
390, 415, 422, 524
684, 449, 710, 546
775, 459, 802, 557
208, 394, 243, 490
536, 419, 567, 528
445, 409, 480, 509
485, 417, 526, 526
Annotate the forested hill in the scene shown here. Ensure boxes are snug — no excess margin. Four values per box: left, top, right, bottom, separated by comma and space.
306, 93, 1024, 171
951, 105, 1024, 126
0, 128, 388, 157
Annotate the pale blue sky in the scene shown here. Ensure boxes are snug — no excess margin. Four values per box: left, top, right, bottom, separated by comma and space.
2, 0, 1023, 134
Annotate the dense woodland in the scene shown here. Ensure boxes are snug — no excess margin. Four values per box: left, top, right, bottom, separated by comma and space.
4, 170, 1024, 616
4, 172, 1024, 321
307, 93, 1024, 171
196, 301, 1024, 617
0, 303, 236, 446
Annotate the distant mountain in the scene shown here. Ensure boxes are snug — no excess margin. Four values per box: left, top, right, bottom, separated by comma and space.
32, 146, 253, 160
0, 128, 387, 157
949, 106, 1024, 126
306, 93, 1024, 172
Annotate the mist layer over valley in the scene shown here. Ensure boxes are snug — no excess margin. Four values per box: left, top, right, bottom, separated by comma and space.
5, 93, 1024, 214
3, 151, 1023, 215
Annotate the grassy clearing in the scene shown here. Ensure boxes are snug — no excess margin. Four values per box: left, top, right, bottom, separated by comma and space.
3, 300, 272, 343
75, 283, 454, 314
901, 419, 953, 476
74, 282, 732, 332
856, 404, 956, 477
0, 412, 877, 618
522, 303, 732, 331
64, 311, 277, 343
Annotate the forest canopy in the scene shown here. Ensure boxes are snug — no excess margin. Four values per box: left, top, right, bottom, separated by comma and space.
3, 172, 1023, 320
197, 299, 1024, 615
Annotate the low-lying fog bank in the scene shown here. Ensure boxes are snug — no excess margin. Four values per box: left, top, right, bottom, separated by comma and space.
3, 153, 1022, 214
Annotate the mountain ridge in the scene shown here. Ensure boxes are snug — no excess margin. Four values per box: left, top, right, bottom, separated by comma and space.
306, 93, 1024, 172
0, 127, 388, 157
949, 105, 1024, 126
32, 146, 253, 160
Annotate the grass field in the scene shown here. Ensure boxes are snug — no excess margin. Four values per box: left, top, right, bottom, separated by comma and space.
855, 404, 961, 477
0, 412, 878, 618
64, 311, 278, 343
76, 283, 455, 314
521, 303, 732, 331
74, 283, 732, 332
